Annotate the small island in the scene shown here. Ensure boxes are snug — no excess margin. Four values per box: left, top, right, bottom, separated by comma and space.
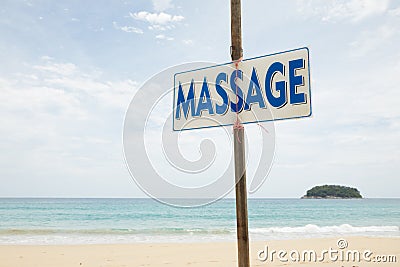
301, 185, 362, 199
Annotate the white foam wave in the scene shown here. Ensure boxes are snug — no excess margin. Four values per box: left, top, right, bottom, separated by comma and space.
250, 224, 400, 234
0, 224, 398, 244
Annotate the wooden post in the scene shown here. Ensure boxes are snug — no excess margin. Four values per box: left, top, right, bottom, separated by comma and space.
234, 127, 249, 267
231, 0, 243, 61
230, 1, 250, 267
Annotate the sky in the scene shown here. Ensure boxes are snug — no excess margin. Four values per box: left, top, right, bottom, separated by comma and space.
0, 0, 399, 198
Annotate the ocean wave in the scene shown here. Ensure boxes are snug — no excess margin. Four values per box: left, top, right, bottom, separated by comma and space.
0, 227, 232, 236
1, 224, 398, 237
250, 224, 400, 234
0, 224, 398, 244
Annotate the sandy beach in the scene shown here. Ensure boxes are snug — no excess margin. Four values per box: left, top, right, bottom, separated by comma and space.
0, 237, 398, 267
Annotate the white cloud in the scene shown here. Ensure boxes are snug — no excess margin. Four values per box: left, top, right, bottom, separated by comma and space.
297, 0, 390, 22
33, 62, 77, 76
155, 34, 174, 41
4, 58, 138, 116
349, 24, 397, 57
40, 56, 54, 61
182, 39, 193, 45
152, 0, 173, 12
120, 26, 143, 34
389, 6, 400, 17
131, 11, 184, 25
113, 21, 143, 34
148, 24, 175, 31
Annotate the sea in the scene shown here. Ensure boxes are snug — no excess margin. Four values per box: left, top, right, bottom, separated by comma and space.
0, 198, 399, 245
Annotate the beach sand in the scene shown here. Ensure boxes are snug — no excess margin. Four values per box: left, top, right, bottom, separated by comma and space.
0, 237, 398, 267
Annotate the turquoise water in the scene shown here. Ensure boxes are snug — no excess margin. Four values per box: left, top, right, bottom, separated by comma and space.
0, 198, 399, 244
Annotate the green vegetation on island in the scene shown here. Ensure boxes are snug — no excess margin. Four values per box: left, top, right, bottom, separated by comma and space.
302, 185, 362, 199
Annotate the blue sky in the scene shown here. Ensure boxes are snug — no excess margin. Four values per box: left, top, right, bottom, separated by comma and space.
0, 0, 399, 198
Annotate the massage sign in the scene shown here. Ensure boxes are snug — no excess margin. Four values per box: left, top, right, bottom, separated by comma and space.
173, 47, 312, 131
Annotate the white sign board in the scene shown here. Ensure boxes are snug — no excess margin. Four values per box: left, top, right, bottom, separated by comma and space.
173, 47, 311, 131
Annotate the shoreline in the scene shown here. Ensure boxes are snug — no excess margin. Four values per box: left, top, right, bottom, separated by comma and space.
0, 236, 398, 267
